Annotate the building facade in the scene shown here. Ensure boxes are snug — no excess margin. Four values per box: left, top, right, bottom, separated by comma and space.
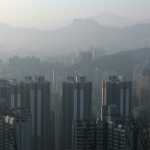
0, 76, 51, 150
24, 76, 51, 150
102, 75, 132, 117
0, 79, 27, 109
81, 51, 92, 80
2, 108, 31, 150
72, 104, 148, 150
72, 120, 103, 150
60, 76, 92, 150
93, 68, 102, 96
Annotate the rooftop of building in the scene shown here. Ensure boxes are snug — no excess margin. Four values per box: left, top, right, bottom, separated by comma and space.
0, 78, 18, 86
6, 108, 31, 119
66, 76, 89, 83
114, 123, 135, 131
25, 75, 48, 83
108, 75, 128, 82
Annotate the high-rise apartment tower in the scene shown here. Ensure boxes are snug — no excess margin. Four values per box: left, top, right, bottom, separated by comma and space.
102, 75, 132, 117
24, 76, 51, 150
60, 76, 92, 150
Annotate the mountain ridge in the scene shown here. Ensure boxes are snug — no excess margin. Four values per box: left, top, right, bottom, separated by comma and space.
65, 47, 150, 79
91, 12, 139, 27
0, 19, 150, 54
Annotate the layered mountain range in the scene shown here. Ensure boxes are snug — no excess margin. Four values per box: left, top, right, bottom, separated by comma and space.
0, 16, 150, 54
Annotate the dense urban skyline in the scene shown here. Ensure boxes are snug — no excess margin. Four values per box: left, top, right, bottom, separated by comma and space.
0, 1, 150, 149
0, 47, 149, 149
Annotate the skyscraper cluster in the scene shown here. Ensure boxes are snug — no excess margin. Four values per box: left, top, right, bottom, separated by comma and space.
0, 48, 149, 150
133, 60, 150, 107
58, 74, 149, 150
73, 104, 148, 150
0, 98, 31, 150
0, 76, 51, 150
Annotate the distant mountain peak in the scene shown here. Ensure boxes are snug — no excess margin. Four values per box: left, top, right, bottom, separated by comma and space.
0, 22, 14, 29
73, 18, 83, 23
91, 12, 139, 27
73, 18, 99, 24
0, 19, 150, 54
98, 12, 122, 17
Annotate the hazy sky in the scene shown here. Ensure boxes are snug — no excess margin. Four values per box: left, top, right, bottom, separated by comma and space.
0, 0, 149, 29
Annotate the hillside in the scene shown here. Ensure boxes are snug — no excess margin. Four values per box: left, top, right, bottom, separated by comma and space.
91, 12, 138, 27
0, 20, 150, 54
116, 47, 150, 62
66, 48, 150, 79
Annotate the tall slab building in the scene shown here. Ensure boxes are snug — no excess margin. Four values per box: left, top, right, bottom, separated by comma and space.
0, 79, 25, 108
4, 108, 31, 150
102, 75, 132, 117
0, 76, 51, 150
81, 51, 92, 80
24, 76, 51, 150
93, 68, 102, 96
60, 76, 92, 150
